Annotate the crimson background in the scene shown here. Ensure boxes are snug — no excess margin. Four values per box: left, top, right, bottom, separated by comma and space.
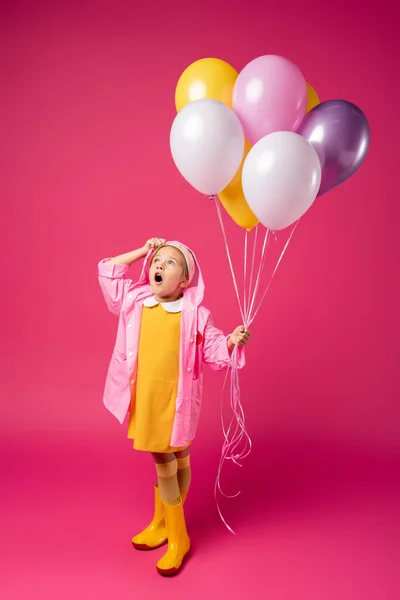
1, 1, 399, 598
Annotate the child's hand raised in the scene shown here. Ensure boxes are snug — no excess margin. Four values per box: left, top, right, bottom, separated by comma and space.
143, 238, 166, 253
227, 326, 251, 351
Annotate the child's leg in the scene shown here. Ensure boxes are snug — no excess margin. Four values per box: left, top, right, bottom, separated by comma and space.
155, 449, 191, 576
175, 447, 191, 497
152, 452, 180, 506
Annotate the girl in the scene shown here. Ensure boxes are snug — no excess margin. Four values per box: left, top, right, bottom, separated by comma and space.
98, 238, 251, 576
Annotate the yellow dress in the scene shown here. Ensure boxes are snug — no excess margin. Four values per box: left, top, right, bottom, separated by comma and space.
127, 303, 187, 453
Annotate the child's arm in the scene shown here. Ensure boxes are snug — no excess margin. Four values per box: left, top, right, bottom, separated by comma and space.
98, 238, 165, 315
202, 315, 249, 371
105, 247, 147, 266
105, 238, 165, 265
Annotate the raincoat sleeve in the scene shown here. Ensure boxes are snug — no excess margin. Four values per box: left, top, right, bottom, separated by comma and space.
202, 314, 246, 371
98, 258, 132, 316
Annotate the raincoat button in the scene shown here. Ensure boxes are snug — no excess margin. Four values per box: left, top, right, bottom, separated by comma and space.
130, 380, 134, 385
128, 323, 132, 328
129, 351, 133, 356
128, 294, 132, 299
190, 338, 194, 343
187, 367, 192, 372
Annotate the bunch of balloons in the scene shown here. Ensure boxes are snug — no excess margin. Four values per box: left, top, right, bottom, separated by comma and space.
170, 56, 370, 231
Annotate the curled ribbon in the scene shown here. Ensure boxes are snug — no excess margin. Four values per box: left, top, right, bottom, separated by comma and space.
212, 195, 299, 533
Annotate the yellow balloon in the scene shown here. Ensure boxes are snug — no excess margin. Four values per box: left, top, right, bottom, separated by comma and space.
306, 82, 320, 113
218, 140, 259, 230
175, 58, 238, 112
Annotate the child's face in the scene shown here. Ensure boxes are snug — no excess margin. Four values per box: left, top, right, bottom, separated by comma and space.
149, 246, 188, 302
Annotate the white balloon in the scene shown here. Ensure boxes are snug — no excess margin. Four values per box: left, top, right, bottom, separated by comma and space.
170, 99, 245, 195
242, 131, 321, 230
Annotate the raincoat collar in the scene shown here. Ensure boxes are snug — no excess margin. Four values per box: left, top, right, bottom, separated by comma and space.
143, 296, 183, 313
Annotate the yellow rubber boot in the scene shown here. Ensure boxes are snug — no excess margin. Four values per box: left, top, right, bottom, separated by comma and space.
132, 485, 167, 551
156, 498, 191, 577
132, 487, 188, 551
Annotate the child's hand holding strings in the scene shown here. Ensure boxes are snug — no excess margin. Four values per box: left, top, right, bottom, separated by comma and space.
227, 326, 251, 352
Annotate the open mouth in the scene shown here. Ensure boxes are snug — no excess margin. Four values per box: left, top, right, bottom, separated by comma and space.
154, 273, 163, 284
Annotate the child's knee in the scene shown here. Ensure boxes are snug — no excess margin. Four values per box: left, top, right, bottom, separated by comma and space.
177, 455, 190, 470
175, 446, 190, 460
155, 459, 178, 478
152, 451, 175, 464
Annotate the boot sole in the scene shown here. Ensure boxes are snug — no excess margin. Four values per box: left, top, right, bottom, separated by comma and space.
132, 539, 168, 551
156, 549, 190, 577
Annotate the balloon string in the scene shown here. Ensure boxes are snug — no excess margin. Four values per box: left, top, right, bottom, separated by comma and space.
246, 228, 270, 322
212, 197, 253, 534
246, 225, 259, 323
213, 193, 298, 534
214, 346, 252, 535
214, 196, 246, 325
248, 220, 299, 326
243, 230, 248, 321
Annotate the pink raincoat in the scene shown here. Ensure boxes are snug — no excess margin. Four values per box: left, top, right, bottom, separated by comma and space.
98, 242, 245, 448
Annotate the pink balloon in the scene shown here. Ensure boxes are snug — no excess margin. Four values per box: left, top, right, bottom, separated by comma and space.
233, 55, 307, 144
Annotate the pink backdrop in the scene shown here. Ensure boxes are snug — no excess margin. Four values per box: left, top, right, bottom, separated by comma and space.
1, 1, 399, 598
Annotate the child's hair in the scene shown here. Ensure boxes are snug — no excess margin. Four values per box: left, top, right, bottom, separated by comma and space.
152, 245, 189, 281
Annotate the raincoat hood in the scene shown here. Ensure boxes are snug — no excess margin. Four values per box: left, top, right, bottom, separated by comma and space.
135, 241, 204, 308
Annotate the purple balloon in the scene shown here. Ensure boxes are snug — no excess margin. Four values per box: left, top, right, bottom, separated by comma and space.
297, 100, 370, 196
